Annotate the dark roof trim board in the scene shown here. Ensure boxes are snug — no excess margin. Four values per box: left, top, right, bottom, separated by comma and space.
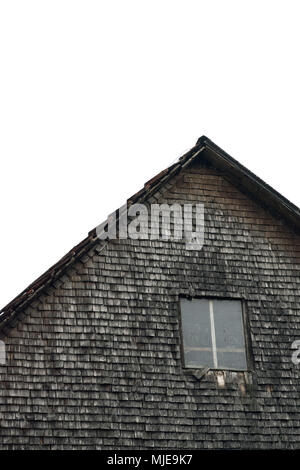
201, 137, 300, 231
1, 136, 299, 331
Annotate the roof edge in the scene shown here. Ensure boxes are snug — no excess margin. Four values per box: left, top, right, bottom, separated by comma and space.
202, 137, 300, 226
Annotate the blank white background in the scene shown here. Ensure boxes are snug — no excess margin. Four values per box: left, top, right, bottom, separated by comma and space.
0, 1, 299, 309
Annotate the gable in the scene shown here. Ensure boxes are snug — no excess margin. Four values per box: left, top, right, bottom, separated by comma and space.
1, 136, 300, 333
1, 141, 300, 449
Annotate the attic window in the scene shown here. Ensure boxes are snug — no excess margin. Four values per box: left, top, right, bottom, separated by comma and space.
180, 298, 248, 371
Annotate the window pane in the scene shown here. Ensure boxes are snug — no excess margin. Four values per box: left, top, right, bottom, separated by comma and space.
180, 299, 213, 367
184, 348, 213, 369
213, 300, 247, 370
217, 351, 247, 370
213, 300, 245, 349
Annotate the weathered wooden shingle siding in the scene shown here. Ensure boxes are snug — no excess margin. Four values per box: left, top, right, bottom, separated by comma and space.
0, 159, 300, 449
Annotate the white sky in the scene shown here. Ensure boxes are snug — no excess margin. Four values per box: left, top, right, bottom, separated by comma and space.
0, 1, 300, 309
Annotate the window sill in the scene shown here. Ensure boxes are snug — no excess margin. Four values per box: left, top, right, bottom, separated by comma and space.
182, 367, 253, 391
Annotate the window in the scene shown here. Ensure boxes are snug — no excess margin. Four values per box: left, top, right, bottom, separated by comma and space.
180, 298, 248, 370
